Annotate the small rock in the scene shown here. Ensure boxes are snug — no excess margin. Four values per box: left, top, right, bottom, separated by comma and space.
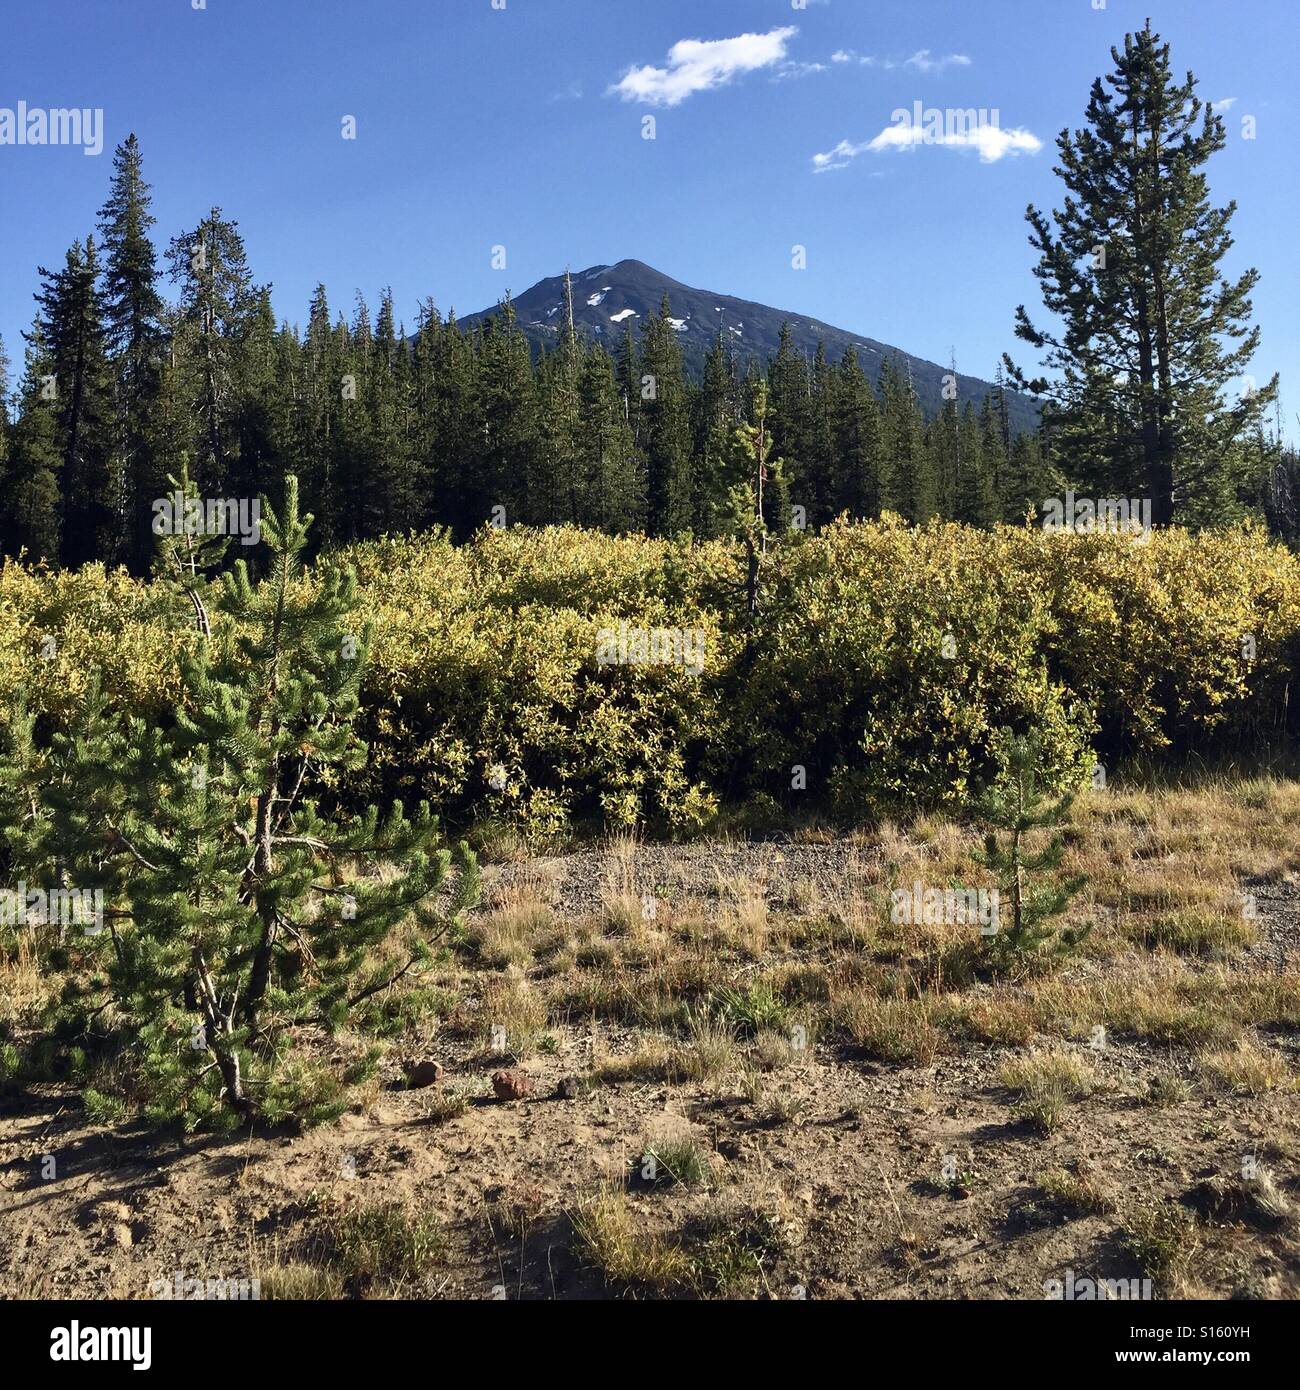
492, 1069, 534, 1102
112, 1222, 133, 1250
554, 1075, 582, 1100
404, 1059, 445, 1089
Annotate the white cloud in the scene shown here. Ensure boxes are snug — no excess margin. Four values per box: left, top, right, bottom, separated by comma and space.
610, 27, 799, 106
548, 80, 583, 103
774, 60, 828, 82
831, 49, 895, 69
905, 50, 972, 73
1212, 95, 1238, 110
827, 49, 971, 72
872, 121, 1040, 161
812, 137, 872, 172
813, 117, 1042, 170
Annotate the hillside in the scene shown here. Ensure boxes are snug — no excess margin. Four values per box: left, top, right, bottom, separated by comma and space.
458, 259, 1041, 435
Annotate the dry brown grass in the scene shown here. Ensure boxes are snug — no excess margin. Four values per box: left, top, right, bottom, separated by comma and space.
0, 932, 56, 1031
593, 1011, 737, 1087
716, 876, 771, 959
479, 777, 1299, 1117
1123, 908, 1256, 957
470, 888, 554, 971
571, 1190, 692, 1293
480, 968, 548, 1057
830, 989, 944, 1065
1120, 1199, 1200, 1293
601, 833, 646, 936
938, 993, 1040, 1047
1037, 1161, 1114, 1217
998, 1047, 1099, 1133
1026, 959, 1242, 1048
256, 1262, 345, 1300
1198, 1040, 1294, 1095
1187, 1168, 1296, 1231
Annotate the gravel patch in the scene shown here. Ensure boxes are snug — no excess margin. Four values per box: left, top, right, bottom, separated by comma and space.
484, 839, 880, 919
1239, 874, 1300, 972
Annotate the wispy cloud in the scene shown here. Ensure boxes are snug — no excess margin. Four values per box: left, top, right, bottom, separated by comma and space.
905, 50, 971, 73
773, 60, 828, 83
610, 27, 799, 107
829, 48, 971, 72
548, 80, 583, 103
1211, 95, 1238, 110
812, 138, 873, 172
813, 117, 1042, 171
832, 49, 895, 69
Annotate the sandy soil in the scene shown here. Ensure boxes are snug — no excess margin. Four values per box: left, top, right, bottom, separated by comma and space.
2, 837, 1298, 1301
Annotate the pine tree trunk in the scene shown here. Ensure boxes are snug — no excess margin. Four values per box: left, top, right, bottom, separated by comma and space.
193, 949, 250, 1117
744, 533, 759, 617
1130, 103, 1175, 525
1011, 824, 1024, 947
243, 787, 277, 1028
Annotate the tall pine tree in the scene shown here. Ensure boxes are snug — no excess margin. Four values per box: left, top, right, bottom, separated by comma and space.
165, 209, 263, 495
639, 296, 694, 536
879, 356, 935, 522
98, 134, 166, 572
2, 324, 63, 562
34, 238, 118, 566
1008, 22, 1277, 526
833, 348, 884, 520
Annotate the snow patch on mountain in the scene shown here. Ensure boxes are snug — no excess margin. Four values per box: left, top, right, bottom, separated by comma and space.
609, 309, 637, 324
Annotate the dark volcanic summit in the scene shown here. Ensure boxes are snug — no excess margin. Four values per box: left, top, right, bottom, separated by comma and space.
458, 258, 1039, 434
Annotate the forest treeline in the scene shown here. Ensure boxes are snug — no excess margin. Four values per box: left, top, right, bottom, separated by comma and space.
0, 139, 1059, 574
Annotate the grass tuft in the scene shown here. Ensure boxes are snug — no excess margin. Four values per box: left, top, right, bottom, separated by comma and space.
998, 1047, 1098, 1134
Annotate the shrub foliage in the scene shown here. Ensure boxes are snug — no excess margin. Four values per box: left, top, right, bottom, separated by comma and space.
3, 518, 1294, 838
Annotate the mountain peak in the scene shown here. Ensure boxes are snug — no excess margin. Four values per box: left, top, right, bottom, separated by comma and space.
459, 260, 1037, 433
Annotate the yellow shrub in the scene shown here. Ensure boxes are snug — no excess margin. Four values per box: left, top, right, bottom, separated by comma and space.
3, 519, 1297, 834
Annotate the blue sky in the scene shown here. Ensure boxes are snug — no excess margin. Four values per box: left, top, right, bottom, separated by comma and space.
1, 0, 1296, 428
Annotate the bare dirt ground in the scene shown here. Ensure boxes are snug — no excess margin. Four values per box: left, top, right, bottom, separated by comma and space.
3, 795, 1299, 1301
